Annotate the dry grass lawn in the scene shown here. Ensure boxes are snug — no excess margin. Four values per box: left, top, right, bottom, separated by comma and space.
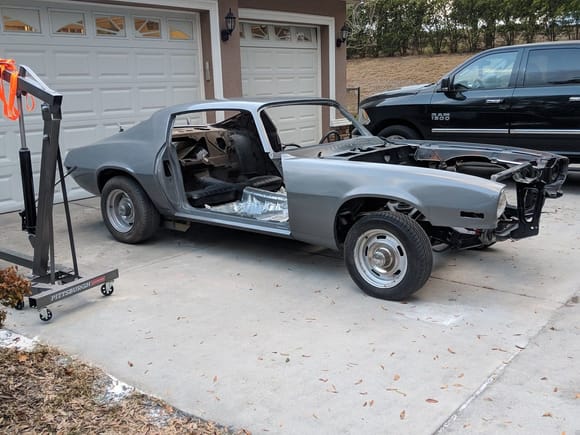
347, 53, 472, 99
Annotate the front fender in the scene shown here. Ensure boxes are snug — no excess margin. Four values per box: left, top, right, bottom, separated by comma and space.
283, 157, 503, 250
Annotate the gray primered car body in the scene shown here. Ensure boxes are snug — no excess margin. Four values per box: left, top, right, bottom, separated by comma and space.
65, 97, 567, 251
65, 97, 568, 301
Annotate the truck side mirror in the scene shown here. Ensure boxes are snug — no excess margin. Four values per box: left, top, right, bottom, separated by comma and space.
440, 76, 451, 92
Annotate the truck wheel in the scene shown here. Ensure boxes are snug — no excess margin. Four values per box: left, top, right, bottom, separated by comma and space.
101, 176, 160, 243
345, 211, 432, 301
378, 125, 420, 141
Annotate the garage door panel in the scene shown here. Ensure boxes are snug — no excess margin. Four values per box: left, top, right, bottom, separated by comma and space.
101, 88, 133, 115
97, 53, 131, 78
171, 86, 200, 105
0, 1, 201, 213
241, 22, 320, 145
136, 53, 166, 78
61, 125, 100, 153
170, 53, 197, 77
0, 172, 19, 205
0, 132, 11, 163
138, 87, 169, 112
53, 51, 93, 79
61, 89, 98, 118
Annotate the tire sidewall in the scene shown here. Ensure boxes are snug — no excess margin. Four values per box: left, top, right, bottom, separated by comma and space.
344, 212, 432, 300
101, 176, 158, 243
378, 125, 419, 140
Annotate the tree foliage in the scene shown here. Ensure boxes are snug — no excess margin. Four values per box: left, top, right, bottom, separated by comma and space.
347, 0, 580, 58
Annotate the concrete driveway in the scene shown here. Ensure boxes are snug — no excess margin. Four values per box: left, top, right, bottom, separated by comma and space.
2, 172, 579, 434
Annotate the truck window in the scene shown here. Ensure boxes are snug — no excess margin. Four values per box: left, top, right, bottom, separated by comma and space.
524, 48, 580, 87
453, 51, 518, 90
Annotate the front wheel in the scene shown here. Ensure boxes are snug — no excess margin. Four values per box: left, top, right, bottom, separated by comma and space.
344, 211, 432, 300
101, 176, 160, 244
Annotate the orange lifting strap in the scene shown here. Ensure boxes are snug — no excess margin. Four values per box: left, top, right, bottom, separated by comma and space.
0, 58, 35, 121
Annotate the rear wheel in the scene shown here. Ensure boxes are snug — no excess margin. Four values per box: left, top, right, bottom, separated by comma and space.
101, 176, 160, 243
378, 125, 420, 141
344, 211, 432, 300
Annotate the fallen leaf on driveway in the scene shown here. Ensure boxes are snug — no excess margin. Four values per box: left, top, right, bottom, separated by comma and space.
400, 410, 406, 420
369, 400, 374, 407
355, 379, 363, 385
386, 388, 407, 397
363, 401, 367, 407
213, 376, 218, 383
319, 378, 328, 383
491, 347, 507, 352
575, 393, 580, 399
128, 361, 134, 367
542, 412, 553, 417
426, 398, 438, 404
458, 373, 464, 378
447, 347, 456, 354
326, 384, 338, 393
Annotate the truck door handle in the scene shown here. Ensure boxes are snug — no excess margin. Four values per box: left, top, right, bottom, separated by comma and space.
569, 96, 580, 102
485, 98, 504, 104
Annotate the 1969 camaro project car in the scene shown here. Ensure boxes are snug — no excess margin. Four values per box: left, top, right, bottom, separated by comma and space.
65, 98, 568, 301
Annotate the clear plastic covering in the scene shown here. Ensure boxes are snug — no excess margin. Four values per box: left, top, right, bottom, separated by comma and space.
205, 187, 288, 222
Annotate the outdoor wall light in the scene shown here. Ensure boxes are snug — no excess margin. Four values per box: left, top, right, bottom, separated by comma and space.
336, 24, 351, 48
221, 8, 236, 42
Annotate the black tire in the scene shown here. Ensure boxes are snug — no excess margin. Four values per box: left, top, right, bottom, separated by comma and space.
344, 211, 432, 301
377, 125, 420, 141
101, 176, 160, 244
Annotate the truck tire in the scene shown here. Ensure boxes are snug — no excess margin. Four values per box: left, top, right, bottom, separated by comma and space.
378, 125, 420, 141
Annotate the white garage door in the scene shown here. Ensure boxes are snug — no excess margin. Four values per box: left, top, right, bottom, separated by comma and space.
240, 22, 321, 144
0, 0, 202, 213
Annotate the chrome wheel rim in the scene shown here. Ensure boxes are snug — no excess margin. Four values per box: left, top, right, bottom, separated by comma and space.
354, 229, 408, 288
106, 189, 134, 233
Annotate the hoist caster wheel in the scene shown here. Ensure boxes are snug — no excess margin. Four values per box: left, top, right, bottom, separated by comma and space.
15, 300, 25, 310
39, 308, 52, 322
101, 282, 114, 296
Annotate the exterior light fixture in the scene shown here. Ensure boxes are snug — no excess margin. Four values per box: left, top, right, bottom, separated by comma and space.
221, 8, 236, 42
336, 23, 351, 48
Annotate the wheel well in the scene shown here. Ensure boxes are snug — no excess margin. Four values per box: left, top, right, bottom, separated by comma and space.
374, 119, 423, 138
335, 197, 427, 247
97, 168, 136, 193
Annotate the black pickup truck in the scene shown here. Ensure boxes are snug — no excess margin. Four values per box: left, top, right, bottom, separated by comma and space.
360, 41, 580, 162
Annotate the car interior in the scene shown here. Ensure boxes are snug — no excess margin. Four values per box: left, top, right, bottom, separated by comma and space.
170, 110, 286, 219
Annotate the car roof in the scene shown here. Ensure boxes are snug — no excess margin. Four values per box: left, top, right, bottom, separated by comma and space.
156, 97, 339, 117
